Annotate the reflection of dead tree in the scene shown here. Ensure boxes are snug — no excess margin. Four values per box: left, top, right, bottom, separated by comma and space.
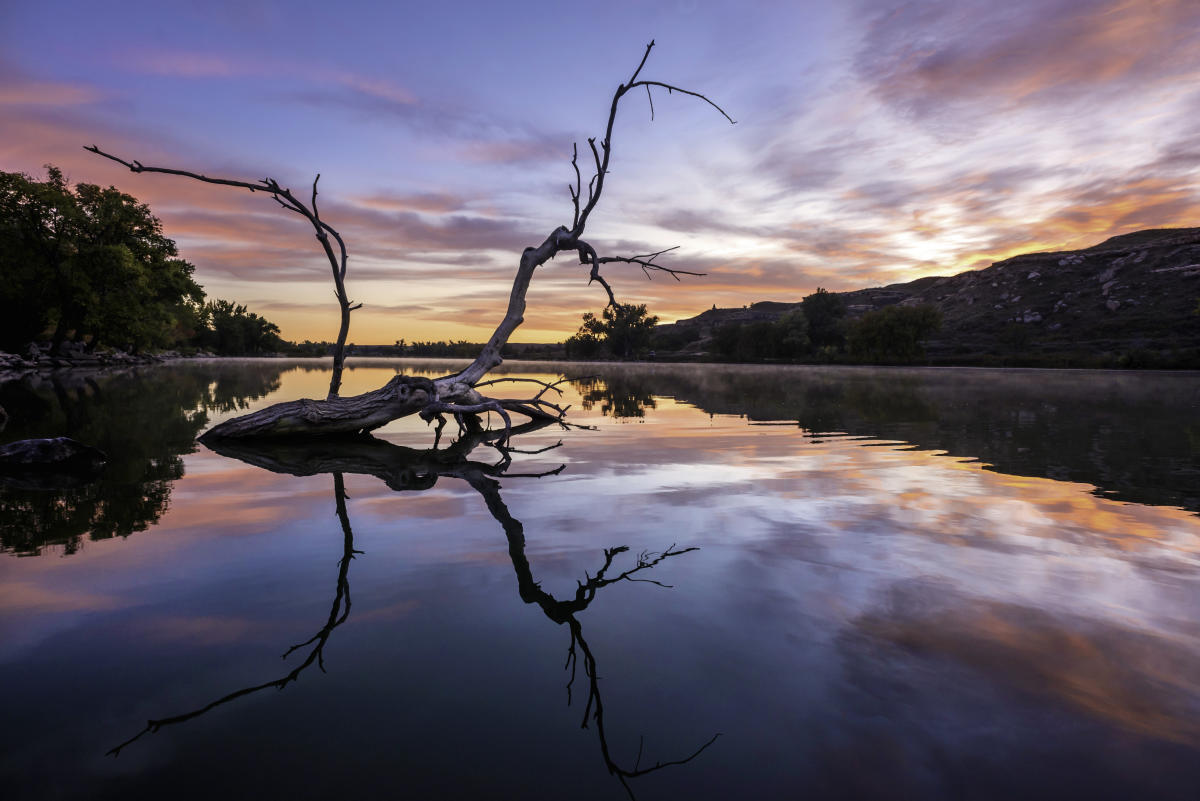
476, 473, 719, 799
202, 418, 567, 491
110, 430, 717, 797
88, 42, 732, 438
108, 471, 360, 756
106, 426, 561, 757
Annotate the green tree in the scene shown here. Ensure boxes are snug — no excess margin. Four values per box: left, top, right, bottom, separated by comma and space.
710, 309, 809, 362
847, 304, 942, 364
566, 303, 659, 359
774, 308, 810, 358
197, 299, 285, 355
0, 166, 204, 353
801, 288, 846, 349
0, 167, 77, 351
71, 181, 204, 352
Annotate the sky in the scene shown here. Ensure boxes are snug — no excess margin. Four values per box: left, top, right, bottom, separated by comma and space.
2, 0, 1199, 344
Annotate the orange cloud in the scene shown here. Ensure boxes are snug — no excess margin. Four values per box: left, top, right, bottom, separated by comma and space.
860, 0, 1200, 111
0, 81, 102, 106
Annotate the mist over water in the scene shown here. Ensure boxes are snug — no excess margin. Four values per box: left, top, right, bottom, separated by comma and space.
2, 360, 1198, 799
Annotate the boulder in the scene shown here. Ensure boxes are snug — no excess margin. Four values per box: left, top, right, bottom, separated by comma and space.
0, 436, 107, 472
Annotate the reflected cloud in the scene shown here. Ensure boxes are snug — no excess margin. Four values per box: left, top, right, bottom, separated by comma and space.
853, 581, 1200, 747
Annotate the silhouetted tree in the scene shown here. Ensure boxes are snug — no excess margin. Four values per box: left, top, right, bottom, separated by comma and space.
566, 303, 659, 359
196, 299, 286, 355
847, 304, 942, 364
801, 288, 847, 350
0, 166, 206, 353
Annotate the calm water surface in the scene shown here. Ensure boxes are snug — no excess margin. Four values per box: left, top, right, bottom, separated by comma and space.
2, 360, 1199, 800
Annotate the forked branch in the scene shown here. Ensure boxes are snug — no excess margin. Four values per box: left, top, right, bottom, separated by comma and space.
88, 41, 732, 441
84, 146, 357, 400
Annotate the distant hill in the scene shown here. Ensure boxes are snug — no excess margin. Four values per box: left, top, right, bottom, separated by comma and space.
661, 227, 1200, 363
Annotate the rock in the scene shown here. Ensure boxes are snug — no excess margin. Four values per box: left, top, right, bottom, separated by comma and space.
1022, 311, 1042, 323
1106, 299, 1121, 312
0, 436, 107, 473
1027, 271, 1041, 280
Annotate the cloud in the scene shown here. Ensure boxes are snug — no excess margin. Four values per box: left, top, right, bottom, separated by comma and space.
287, 82, 572, 166
353, 191, 473, 214
0, 81, 102, 107
121, 47, 419, 106
855, 0, 1200, 117
0, 60, 104, 107
124, 50, 244, 78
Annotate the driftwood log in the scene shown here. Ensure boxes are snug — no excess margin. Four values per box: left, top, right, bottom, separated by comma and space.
86, 42, 732, 440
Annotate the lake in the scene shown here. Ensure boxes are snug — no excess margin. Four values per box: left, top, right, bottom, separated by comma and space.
2, 359, 1199, 800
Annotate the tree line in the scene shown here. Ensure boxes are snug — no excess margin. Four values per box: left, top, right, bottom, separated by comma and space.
560, 290, 942, 365
0, 166, 286, 356
709, 289, 942, 364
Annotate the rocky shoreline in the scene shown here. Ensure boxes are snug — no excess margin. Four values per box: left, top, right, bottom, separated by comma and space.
0, 342, 213, 381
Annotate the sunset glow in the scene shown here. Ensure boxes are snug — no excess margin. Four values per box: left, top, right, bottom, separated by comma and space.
2, 0, 1198, 342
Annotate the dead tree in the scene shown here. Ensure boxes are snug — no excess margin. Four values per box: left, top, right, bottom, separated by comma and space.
86, 41, 733, 439
82, 150, 356, 401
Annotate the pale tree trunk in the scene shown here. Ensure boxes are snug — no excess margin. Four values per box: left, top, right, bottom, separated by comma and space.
87, 41, 733, 440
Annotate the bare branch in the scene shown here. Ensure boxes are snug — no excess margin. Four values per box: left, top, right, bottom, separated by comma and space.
570, 143, 583, 229
84, 145, 356, 400
596, 246, 704, 282
473, 376, 566, 396
420, 400, 513, 444
628, 81, 737, 125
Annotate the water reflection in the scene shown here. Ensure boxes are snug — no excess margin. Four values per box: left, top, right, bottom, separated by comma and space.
0, 363, 286, 555
112, 424, 714, 798
562, 364, 1200, 513
1, 361, 1198, 799
109, 469, 359, 756
572, 375, 658, 420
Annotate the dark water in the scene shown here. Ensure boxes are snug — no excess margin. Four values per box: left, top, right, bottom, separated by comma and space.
1, 360, 1198, 800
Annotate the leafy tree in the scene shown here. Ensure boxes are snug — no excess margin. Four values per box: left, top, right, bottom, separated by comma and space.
564, 328, 603, 360
774, 308, 810, 358
566, 303, 659, 359
713, 320, 773, 361
0, 167, 77, 351
0, 166, 204, 353
801, 287, 846, 349
847, 304, 942, 364
196, 299, 286, 355
711, 308, 809, 362
71, 181, 204, 352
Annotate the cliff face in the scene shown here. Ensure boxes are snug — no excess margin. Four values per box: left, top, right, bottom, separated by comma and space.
667, 227, 1200, 359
